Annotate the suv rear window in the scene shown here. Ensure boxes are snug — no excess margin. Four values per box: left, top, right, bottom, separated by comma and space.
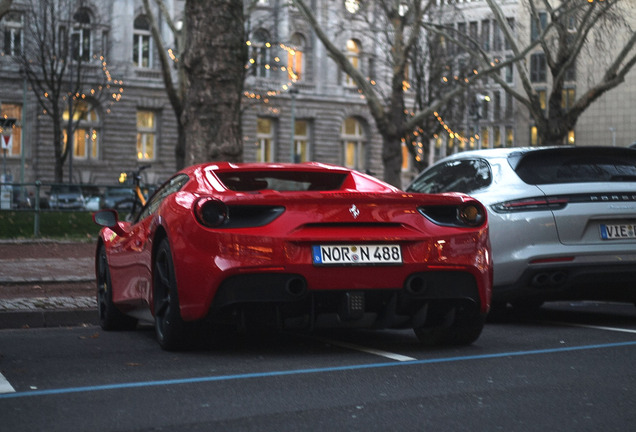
512, 147, 636, 184
407, 159, 491, 194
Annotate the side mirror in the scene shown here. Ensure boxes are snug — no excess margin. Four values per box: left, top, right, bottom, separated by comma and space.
93, 209, 128, 237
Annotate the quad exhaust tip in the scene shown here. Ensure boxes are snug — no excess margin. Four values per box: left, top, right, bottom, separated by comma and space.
531, 271, 568, 288
285, 277, 307, 297
405, 275, 429, 295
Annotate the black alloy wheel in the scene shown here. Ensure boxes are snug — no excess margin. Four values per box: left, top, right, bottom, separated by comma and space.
96, 244, 138, 331
153, 238, 193, 350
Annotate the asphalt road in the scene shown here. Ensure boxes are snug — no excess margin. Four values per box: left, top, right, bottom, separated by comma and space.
1, 301, 635, 432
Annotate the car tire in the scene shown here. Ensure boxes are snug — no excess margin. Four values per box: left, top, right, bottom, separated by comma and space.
153, 238, 194, 351
413, 304, 485, 346
96, 245, 138, 331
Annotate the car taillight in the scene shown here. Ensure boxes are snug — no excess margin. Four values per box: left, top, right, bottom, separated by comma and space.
418, 203, 486, 228
194, 197, 228, 227
491, 197, 568, 213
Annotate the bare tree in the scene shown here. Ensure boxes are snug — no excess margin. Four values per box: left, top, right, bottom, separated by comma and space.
15, 0, 121, 182
181, 0, 247, 165
142, 0, 187, 170
485, 0, 636, 146
292, 0, 507, 188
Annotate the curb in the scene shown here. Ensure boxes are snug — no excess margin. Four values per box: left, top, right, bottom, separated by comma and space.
0, 309, 98, 329
0, 277, 94, 284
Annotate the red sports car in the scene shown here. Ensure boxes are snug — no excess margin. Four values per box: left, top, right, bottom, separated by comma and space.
93, 162, 492, 350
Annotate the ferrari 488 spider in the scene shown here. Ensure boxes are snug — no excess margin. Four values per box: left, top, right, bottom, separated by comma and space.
94, 162, 492, 350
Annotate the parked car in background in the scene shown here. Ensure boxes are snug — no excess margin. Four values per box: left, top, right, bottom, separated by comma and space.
48, 185, 85, 210
100, 186, 136, 209
85, 195, 102, 211
407, 146, 636, 312
94, 162, 492, 350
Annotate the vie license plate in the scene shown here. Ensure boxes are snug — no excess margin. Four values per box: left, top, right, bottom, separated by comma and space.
600, 224, 636, 240
312, 244, 402, 265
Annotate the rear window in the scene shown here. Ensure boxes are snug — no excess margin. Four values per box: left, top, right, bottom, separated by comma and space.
512, 147, 636, 184
407, 159, 492, 194
216, 171, 347, 192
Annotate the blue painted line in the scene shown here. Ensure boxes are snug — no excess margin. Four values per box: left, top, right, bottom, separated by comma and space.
2, 340, 635, 400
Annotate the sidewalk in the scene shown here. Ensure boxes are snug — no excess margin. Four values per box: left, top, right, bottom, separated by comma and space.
0, 246, 98, 329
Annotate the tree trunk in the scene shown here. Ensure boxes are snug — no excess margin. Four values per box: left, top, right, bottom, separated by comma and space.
175, 122, 186, 170
181, 0, 247, 165
382, 135, 404, 188
52, 112, 64, 183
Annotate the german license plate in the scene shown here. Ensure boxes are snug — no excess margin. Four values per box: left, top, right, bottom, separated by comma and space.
312, 244, 402, 265
600, 224, 636, 240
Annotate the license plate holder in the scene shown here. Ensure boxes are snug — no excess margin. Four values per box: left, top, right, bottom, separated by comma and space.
600, 223, 636, 240
312, 244, 402, 265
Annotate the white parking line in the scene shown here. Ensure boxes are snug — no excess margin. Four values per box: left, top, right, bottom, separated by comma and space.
316, 337, 416, 362
0, 373, 16, 394
542, 321, 636, 334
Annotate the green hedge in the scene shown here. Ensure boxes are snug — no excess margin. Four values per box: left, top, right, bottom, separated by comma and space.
0, 211, 101, 240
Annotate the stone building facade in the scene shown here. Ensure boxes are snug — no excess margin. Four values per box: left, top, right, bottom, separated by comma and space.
0, 0, 634, 191
429, 0, 636, 157
0, 0, 389, 189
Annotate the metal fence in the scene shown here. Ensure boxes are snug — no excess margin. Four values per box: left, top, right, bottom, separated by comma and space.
0, 181, 149, 237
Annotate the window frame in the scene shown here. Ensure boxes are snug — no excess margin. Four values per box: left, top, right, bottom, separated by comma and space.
3, 11, 23, 56
341, 117, 366, 171
63, 101, 100, 161
136, 110, 157, 161
256, 117, 275, 162
133, 15, 153, 68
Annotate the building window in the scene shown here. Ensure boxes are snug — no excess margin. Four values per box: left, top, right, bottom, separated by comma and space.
530, 126, 541, 146
530, 53, 546, 83
402, 61, 411, 91
469, 21, 478, 40
133, 15, 152, 68
137, 110, 156, 161
493, 126, 502, 148
287, 33, 305, 82
341, 117, 365, 170
562, 88, 576, 109
505, 127, 514, 147
565, 64, 576, 81
493, 91, 501, 120
293, 120, 309, 163
71, 8, 92, 61
256, 117, 274, 162
538, 89, 547, 112
567, 15, 577, 31
531, 11, 547, 42
63, 101, 99, 160
249, 29, 271, 78
345, 39, 361, 86
505, 92, 513, 118
0, 104, 21, 156
504, 55, 514, 83
457, 22, 466, 50
3, 12, 22, 56
481, 20, 490, 51
480, 127, 489, 149
505, 18, 514, 50
493, 20, 502, 51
